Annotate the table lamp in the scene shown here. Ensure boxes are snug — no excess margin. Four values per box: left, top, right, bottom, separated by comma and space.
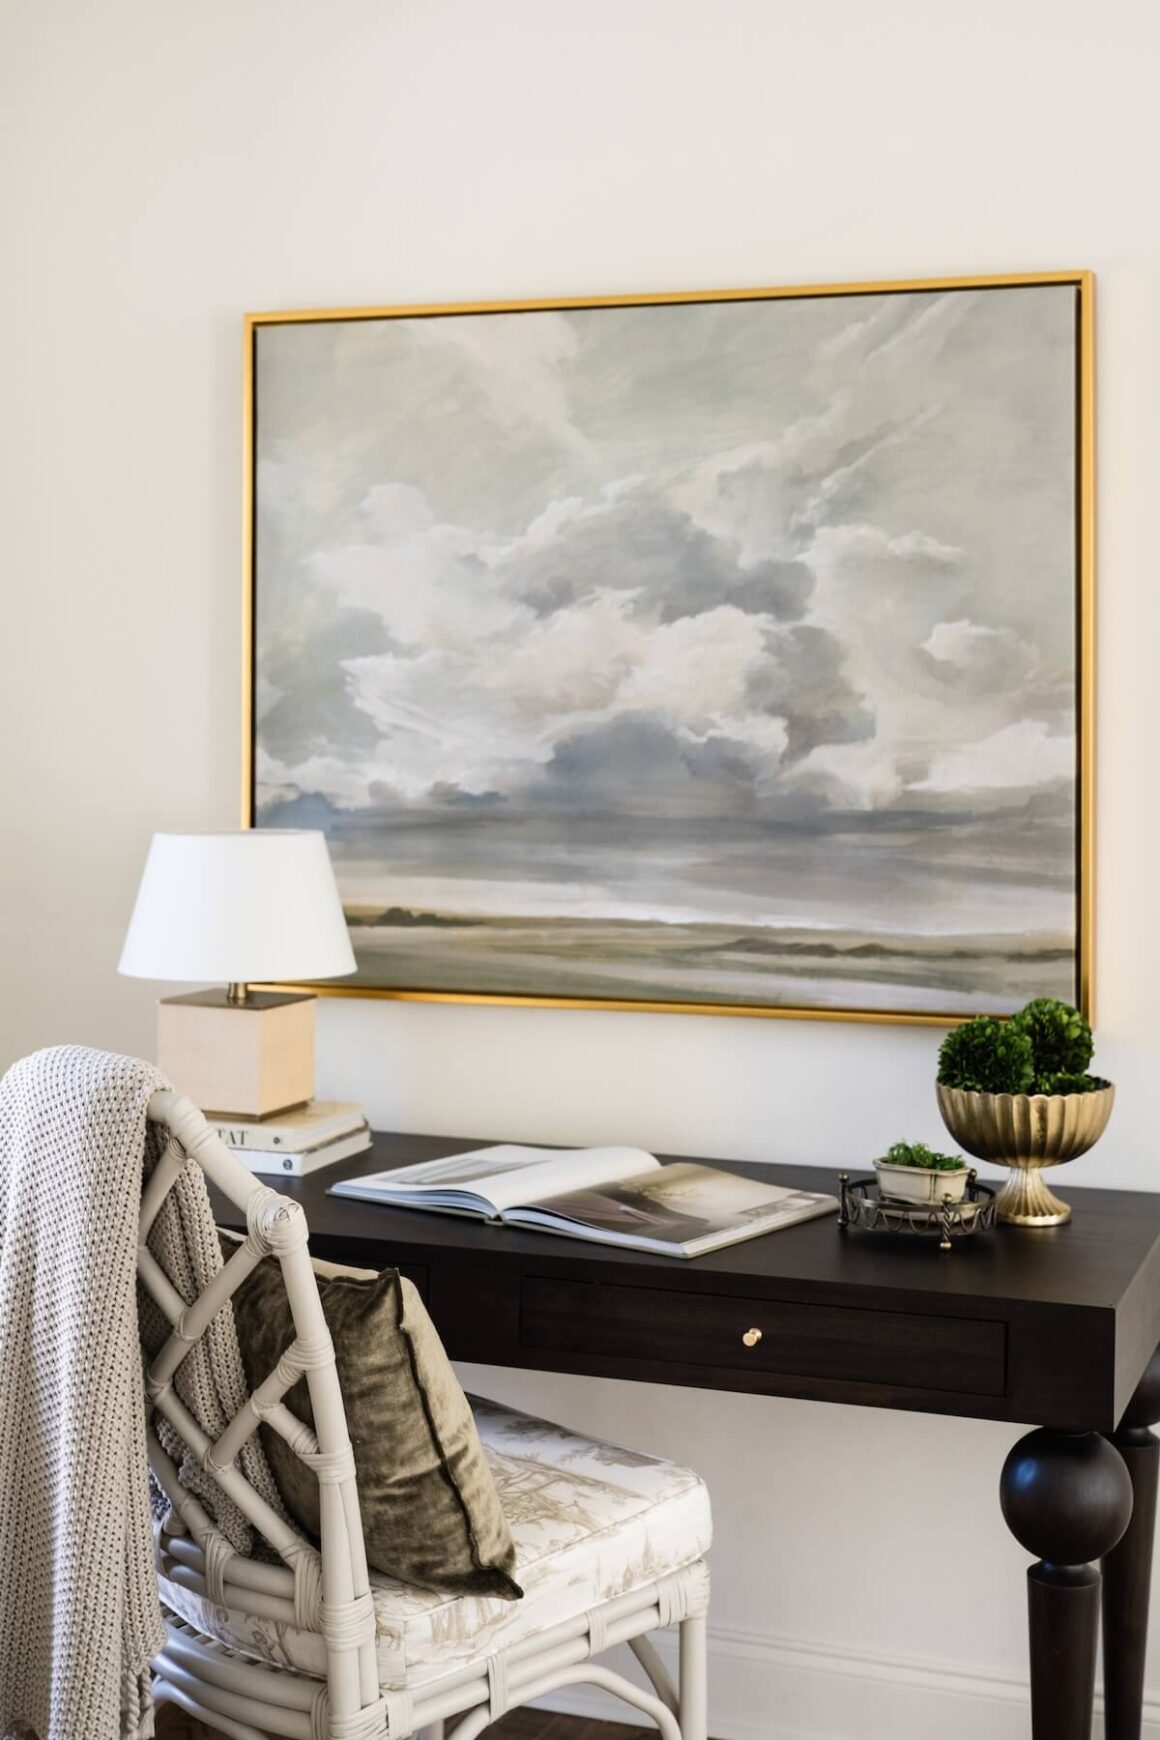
119, 830, 356, 1118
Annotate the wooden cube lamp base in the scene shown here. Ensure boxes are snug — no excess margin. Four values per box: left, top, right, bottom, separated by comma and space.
157, 988, 316, 1118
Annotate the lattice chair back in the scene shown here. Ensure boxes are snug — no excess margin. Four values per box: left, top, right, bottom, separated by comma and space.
140, 1090, 385, 1738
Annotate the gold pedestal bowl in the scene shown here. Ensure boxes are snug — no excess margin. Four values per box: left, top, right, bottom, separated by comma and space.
936, 1080, 1115, 1227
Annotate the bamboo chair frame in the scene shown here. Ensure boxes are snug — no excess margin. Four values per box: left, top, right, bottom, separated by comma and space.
142, 1091, 710, 1740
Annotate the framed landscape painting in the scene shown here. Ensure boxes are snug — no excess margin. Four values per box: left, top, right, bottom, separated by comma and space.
245, 272, 1092, 1022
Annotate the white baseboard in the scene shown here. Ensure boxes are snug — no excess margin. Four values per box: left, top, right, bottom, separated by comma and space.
531, 1622, 1160, 1740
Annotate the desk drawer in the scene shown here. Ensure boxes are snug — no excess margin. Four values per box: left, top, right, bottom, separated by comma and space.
520, 1278, 1006, 1397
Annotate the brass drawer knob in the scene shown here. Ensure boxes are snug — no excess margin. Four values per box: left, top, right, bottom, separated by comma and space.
742, 1327, 763, 1348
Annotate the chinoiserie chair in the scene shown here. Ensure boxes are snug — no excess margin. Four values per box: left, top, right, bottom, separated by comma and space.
141, 1091, 712, 1740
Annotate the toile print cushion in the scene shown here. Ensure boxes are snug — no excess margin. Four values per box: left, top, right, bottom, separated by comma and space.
222, 1235, 520, 1599
157, 1394, 712, 1689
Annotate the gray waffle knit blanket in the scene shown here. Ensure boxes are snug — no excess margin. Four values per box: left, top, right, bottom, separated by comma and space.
0, 1046, 283, 1740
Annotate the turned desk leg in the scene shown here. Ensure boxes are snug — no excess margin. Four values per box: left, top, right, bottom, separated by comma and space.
1103, 1348, 1160, 1740
1001, 1427, 1133, 1739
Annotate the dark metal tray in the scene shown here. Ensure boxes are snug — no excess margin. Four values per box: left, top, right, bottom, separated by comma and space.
837, 1172, 997, 1250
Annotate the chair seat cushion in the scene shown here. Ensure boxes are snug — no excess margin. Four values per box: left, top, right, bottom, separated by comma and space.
158, 1397, 712, 1690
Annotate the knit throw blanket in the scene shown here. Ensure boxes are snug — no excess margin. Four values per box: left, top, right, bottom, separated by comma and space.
0, 1047, 284, 1740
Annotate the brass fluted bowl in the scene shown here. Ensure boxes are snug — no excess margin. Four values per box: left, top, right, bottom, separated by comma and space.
936, 1079, 1115, 1227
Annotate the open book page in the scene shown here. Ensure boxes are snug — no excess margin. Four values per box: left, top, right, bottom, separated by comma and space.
503, 1161, 838, 1256
330, 1143, 658, 1217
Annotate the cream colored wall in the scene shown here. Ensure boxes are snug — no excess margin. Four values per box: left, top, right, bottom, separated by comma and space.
3, 1, 1160, 1731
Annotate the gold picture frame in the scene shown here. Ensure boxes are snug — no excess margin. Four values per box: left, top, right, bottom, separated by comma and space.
243, 270, 1094, 1026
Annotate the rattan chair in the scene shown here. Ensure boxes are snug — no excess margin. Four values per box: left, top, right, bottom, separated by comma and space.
142, 1091, 711, 1740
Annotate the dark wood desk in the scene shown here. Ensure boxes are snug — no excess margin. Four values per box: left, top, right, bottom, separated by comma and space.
217, 1131, 1160, 1740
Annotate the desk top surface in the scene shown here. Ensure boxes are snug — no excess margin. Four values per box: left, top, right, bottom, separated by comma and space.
221, 1128, 1160, 1318
212, 1130, 1160, 1429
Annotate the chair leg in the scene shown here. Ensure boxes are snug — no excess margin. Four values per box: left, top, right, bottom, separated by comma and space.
678, 1615, 708, 1740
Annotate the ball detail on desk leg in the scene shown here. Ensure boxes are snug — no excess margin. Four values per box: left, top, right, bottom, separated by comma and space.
1001, 1428, 1133, 1566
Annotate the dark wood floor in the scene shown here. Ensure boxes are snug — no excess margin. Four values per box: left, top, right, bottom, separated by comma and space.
156, 1704, 652, 1740
495, 1716, 651, 1740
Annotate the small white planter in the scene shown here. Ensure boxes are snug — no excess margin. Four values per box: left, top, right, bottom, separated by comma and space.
873, 1158, 971, 1206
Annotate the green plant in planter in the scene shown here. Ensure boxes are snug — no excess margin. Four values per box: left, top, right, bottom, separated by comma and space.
937, 1016, 1035, 1094
884, 1141, 964, 1171
1011, 997, 1094, 1090
936, 997, 1112, 1228
938, 998, 1102, 1096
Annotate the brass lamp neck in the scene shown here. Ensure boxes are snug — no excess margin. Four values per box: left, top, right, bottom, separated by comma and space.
226, 981, 250, 1005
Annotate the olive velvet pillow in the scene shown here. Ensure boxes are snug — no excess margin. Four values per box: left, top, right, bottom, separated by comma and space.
223, 1237, 521, 1599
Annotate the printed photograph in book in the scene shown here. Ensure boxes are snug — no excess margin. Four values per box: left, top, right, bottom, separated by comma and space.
249, 276, 1089, 1019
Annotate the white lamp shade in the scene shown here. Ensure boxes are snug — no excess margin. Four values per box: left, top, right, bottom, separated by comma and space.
119, 831, 357, 984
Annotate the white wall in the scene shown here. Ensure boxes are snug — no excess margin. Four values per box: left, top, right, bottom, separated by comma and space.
4, 1, 1160, 1733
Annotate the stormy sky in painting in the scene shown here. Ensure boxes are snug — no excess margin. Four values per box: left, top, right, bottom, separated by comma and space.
252, 286, 1078, 999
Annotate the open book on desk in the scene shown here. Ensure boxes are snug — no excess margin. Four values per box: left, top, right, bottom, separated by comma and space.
329, 1144, 839, 1259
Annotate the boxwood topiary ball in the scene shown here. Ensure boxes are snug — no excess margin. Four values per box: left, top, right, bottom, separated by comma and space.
1012, 997, 1094, 1087
937, 1015, 1036, 1095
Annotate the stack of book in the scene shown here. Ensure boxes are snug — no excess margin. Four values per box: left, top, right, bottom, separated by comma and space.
211, 1100, 372, 1177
